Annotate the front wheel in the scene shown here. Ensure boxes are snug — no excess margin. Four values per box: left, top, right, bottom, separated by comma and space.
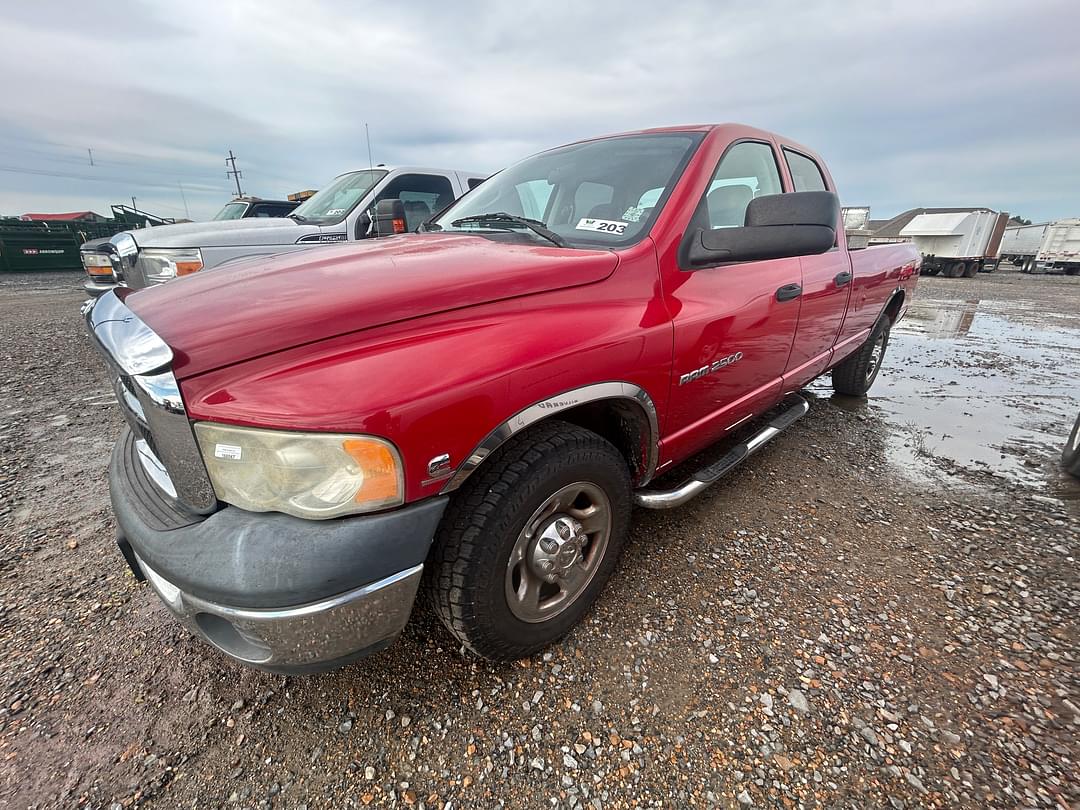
832, 317, 890, 396
428, 421, 631, 660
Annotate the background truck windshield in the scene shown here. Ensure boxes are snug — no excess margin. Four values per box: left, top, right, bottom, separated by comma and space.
432, 133, 703, 248
291, 169, 388, 225
212, 202, 248, 220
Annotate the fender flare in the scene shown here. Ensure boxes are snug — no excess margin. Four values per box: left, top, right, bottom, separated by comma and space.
439, 381, 659, 494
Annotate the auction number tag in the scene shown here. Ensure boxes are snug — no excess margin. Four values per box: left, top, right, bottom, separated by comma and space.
576, 218, 628, 235
214, 444, 243, 461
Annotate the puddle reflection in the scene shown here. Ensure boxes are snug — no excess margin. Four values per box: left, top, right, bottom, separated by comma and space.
814, 296, 1080, 501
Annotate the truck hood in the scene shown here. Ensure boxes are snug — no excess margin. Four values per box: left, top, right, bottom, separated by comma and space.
128, 217, 323, 248
125, 233, 619, 378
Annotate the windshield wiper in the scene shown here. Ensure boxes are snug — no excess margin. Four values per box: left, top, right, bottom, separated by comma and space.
450, 212, 567, 247
288, 212, 309, 223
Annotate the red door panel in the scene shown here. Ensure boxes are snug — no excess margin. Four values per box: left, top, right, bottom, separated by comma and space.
660, 259, 800, 463
782, 250, 851, 390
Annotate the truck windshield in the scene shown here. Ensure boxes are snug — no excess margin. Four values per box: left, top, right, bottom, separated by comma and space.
213, 202, 249, 220
430, 133, 703, 248
290, 169, 388, 225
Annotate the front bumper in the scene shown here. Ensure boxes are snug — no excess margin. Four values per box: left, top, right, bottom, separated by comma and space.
83, 277, 122, 297
109, 428, 447, 673
137, 555, 424, 673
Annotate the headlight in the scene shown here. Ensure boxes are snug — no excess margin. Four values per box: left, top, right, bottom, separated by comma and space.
138, 248, 204, 283
81, 252, 114, 279
194, 423, 404, 519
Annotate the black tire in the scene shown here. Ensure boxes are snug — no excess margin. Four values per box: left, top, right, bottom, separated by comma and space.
1063, 414, 1080, 479
1021, 257, 1035, 274
921, 266, 940, 277
963, 261, 979, 278
428, 420, 631, 660
831, 317, 890, 396
1065, 267, 1080, 277
945, 261, 965, 278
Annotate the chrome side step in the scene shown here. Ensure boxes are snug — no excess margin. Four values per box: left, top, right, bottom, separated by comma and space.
633, 394, 810, 510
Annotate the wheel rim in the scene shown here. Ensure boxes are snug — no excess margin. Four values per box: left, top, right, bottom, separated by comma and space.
504, 481, 612, 624
866, 330, 887, 382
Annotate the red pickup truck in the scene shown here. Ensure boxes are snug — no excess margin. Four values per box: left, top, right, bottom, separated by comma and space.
86, 124, 919, 673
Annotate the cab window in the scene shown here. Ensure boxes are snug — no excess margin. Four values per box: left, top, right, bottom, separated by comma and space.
783, 149, 828, 192
367, 173, 456, 233
702, 141, 783, 228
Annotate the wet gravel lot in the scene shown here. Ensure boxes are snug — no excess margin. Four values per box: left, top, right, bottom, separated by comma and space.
0, 269, 1077, 809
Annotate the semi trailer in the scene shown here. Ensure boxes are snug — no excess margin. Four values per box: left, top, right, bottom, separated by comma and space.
900, 209, 1009, 277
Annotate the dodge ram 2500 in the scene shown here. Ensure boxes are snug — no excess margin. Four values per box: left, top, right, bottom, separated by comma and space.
85, 124, 919, 673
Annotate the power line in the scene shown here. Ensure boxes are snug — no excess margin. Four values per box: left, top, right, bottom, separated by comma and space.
0, 164, 231, 194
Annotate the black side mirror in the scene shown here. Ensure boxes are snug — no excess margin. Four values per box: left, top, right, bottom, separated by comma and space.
684, 191, 839, 268
371, 198, 407, 238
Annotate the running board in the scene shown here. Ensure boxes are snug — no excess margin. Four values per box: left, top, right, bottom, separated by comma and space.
633, 394, 810, 510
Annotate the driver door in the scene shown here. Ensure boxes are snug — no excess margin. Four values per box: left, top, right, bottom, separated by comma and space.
661, 139, 802, 460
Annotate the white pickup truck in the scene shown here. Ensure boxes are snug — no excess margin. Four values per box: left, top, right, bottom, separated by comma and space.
81, 165, 485, 295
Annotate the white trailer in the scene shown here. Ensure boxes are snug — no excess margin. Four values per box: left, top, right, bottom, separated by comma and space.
1035, 218, 1080, 276
899, 210, 1010, 278
999, 222, 1049, 272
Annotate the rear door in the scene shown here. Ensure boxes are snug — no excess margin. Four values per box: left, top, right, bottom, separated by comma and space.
662, 139, 802, 460
779, 147, 852, 390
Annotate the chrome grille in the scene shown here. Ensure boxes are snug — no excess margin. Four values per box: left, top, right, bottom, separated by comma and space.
86, 291, 217, 514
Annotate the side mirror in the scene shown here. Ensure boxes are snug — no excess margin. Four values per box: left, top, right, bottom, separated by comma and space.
371, 198, 407, 237
684, 191, 839, 268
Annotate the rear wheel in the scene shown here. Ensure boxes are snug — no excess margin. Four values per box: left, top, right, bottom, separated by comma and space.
963, 261, 979, 278
1063, 414, 1080, 479
832, 317, 890, 396
945, 261, 966, 278
1021, 257, 1035, 273
428, 420, 631, 660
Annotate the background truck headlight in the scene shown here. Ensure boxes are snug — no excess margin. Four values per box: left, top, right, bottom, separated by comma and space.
138, 248, 204, 282
81, 252, 114, 279
194, 424, 404, 519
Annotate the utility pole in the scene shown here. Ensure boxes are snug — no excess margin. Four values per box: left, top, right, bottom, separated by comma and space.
225, 150, 244, 197
178, 182, 190, 219
131, 196, 137, 212
87, 148, 94, 167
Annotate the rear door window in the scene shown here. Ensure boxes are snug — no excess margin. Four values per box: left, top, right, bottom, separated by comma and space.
783, 149, 828, 192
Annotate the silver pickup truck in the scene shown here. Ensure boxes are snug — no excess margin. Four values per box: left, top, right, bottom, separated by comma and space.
81, 165, 484, 295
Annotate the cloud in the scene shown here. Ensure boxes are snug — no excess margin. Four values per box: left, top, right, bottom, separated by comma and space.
0, 0, 1076, 221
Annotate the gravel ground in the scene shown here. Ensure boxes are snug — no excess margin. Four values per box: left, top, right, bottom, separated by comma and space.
0, 270, 1077, 809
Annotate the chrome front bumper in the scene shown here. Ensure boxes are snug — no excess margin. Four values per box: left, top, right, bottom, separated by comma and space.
138, 556, 423, 672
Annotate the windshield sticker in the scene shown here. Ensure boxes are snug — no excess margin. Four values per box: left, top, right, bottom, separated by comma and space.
621, 206, 646, 223
576, 218, 628, 235
325, 208, 347, 216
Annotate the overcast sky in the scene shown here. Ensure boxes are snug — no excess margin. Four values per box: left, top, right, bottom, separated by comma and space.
0, 0, 1076, 222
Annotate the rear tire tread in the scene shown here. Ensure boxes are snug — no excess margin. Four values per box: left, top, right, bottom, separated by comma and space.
831, 317, 890, 396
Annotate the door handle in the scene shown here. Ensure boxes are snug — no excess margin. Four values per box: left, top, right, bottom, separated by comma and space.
775, 283, 802, 302
834, 271, 853, 286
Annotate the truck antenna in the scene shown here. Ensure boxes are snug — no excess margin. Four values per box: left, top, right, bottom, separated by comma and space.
365, 124, 374, 173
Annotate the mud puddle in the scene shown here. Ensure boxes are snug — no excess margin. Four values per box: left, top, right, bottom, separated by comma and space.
813, 295, 1080, 500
